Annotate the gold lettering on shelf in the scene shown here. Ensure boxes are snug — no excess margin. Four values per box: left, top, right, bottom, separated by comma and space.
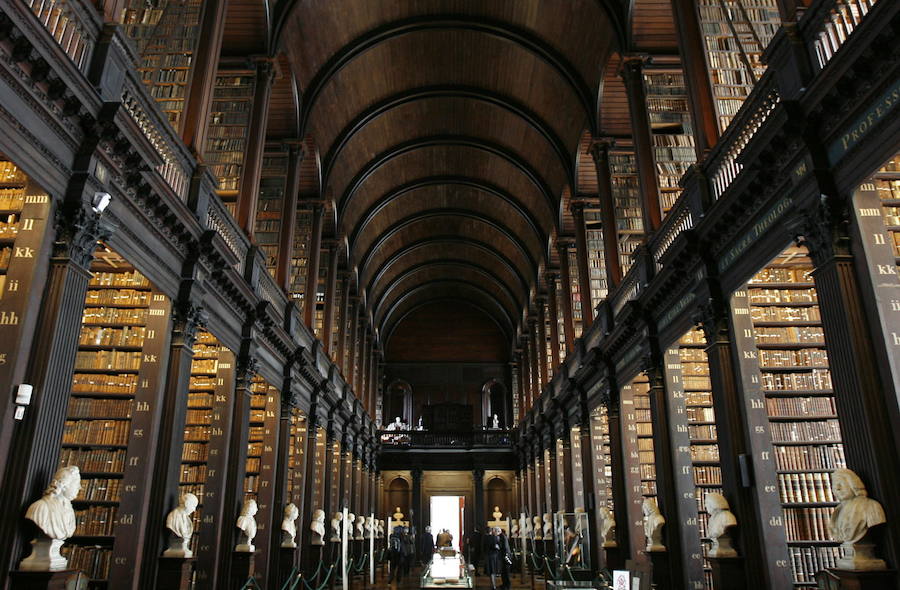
0, 311, 19, 325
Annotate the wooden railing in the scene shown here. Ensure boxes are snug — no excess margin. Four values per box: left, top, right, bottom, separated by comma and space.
378, 430, 514, 448
807, 0, 880, 69
22, 0, 99, 72
206, 196, 249, 269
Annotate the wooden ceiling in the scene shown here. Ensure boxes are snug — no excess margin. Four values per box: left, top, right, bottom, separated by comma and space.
245, 0, 678, 355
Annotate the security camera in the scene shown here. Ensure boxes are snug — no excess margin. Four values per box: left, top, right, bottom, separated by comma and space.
92, 191, 112, 214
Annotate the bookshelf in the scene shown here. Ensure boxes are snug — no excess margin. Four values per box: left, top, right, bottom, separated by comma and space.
610, 152, 643, 275
314, 250, 328, 340
204, 71, 256, 214
312, 427, 327, 515
120, 0, 202, 129
746, 244, 844, 587
584, 209, 609, 310
329, 441, 342, 513
289, 208, 313, 303
553, 277, 567, 359
642, 69, 696, 217
330, 278, 343, 364
620, 374, 654, 563
567, 245, 584, 339
589, 406, 613, 512
287, 410, 307, 507
570, 426, 585, 510
58, 245, 170, 588
542, 298, 554, 379
873, 154, 900, 267
669, 328, 721, 590
696, 0, 781, 132
255, 150, 288, 277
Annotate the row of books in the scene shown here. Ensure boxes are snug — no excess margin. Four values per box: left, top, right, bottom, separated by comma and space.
181, 442, 208, 462
754, 268, 814, 283
774, 444, 846, 472
67, 398, 133, 419
749, 288, 818, 304
72, 373, 138, 394
73, 351, 142, 371
62, 545, 111, 579
751, 306, 821, 323
687, 407, 716, 423
693, 466, 722, 485
784, 507, 835, 542
691, 445, 720, 462
89, 271, 150, 288
0, 219, 21, 239
0, 162, 26, 183
82, 307, 147, 326
778, 472, 835, 504
689, 424, 718, 440
180, 463, 208, 482
0, 246, 12, 270
766, 397, 836, 417
192, 359, 217, 373
761, 369, 833, 392
75, 478, 121, 502
770, 419, 841, 443
62, 420, 130, 446
758, 348, 828, 368
789, 545, 843, 584
59, 448, 126, 473
683, 376, 712, 390
184, 425, 211, 441
686, 392, 713, 406
148, 84, 185, 99
74, 506, 118, 536
79, 326, 146, 347
186, 409, 212, 424
189, 377, 216, 391
0, 192, 24, 210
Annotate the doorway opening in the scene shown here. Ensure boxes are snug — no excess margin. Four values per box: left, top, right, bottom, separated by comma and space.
430, 496, 464, 552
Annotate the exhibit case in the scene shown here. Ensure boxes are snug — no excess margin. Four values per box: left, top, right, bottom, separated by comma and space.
420, 552, 473, 588
554, 512, 592, 576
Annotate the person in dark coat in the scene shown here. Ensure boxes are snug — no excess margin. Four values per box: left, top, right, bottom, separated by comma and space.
483, 526, 512, 590
401, 527, 415, 577
420, 525, 435, 562
387, 525, 405, 583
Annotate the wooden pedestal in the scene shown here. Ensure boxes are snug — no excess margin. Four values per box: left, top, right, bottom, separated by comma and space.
230, 551, 256, 590
603, 545, 627, 570
647, 549, 671, 590
157, 556, 195, 590
279, 546, 300, 588
708, 555, 746, 590
815, 568, 897, 590
9, 570, 88, 590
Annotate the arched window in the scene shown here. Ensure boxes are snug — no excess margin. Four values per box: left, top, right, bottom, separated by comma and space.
481, 379, 508, 428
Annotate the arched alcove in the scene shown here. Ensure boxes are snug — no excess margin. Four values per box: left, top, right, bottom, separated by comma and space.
482, 379, 509, 428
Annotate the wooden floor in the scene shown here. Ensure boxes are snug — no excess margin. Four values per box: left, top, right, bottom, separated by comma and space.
364, 566, 535, 590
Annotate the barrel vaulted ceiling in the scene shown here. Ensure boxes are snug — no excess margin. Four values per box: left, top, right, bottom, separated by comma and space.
248, 0, 679, 352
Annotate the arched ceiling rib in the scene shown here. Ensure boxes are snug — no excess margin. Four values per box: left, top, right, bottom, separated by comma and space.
276, 1, 618, 343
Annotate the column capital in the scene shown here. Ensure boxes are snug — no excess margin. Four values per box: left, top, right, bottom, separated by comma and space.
569, 200, 587, 216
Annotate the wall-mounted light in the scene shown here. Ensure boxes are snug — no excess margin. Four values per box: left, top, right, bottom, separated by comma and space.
91, 191, 112, 214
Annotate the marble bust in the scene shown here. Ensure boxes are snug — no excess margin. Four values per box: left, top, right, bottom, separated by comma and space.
310, 509, 326, 545
511, 518, 520, 539
392, 507, 404, 521
330, 512, 342, 542
705, 493, 737, 558
829, 468, 887, 570
346, 513, 356, 540
377, 519, 385, 538
492, 506, 503, 520
598, 506, 617, 548
20, 465, 80, 571
163, 493, 198, 558
532, 515, 543, 540
354, 513, 365, 540
642, 498, 665, 551
235, 498, 258, 552
520, 513, 532, 539
491, 414, 500, 429
542, 512, 553, 540
365, 516, 375, 538
281, 503, 299, 548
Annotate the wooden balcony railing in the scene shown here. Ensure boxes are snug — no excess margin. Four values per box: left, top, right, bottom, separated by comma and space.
379, 430, 514, 448
22, 0, 99, 72
807, 0, 880, 69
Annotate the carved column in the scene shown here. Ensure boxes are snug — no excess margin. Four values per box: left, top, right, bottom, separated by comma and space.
575, 407, 602, 572
546, 273, 561, 369
589, 141, 623, 287
142, 300, 207, 590
0, 206, 110, 579
235, 60, 275, 236
545, 436, 559, 515
621, 56, 662, 233
796, 200, 900, 566
180, 0, 228, 155
570, 202, 594, 330
473, 468, 485, 535
669, 0, 719, 155
276, 144, 303, 292
556, 239, 577, 350
303, 203, 325, 329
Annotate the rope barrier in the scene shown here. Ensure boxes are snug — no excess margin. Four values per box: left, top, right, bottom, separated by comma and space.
299, 564, 336, 590
239, 576, 263, 590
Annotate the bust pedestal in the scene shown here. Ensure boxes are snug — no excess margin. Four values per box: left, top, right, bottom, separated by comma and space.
708, 555, 746, 590
158, 556, 195, 590
278, 546, 298, 588
9, 570, 87, 590
647, 549, 671, 590
603, 545, 627, 571
230, 551, 256, 590
815, 569, 897, 590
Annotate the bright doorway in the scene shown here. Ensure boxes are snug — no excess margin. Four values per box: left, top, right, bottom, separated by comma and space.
430, 495, 464, 552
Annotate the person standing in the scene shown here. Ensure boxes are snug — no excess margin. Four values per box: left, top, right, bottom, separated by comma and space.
388, 525, 404, 583
436, 528, 452, 548
420, 525, 435, 562
483, 526, 511, 590
401, 526, 415, 578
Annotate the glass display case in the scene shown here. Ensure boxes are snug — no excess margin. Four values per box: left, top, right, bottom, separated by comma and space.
420, 552, 473, 588
555, 512, 592, 574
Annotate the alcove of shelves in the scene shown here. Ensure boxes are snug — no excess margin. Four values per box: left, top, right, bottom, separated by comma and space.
610, 152, 643, 275
255, 149, 288, 277
620, 373, 654, 564
873, 153, 900, 268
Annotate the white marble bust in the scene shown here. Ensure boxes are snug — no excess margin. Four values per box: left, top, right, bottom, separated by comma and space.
20, 465, 80, 571
520, 513, 532, 539
532, 515, 543, 540
365, 516, 375, 538
492, 414, 500, 429
346, 513, 356, 540
235, 498, 258, 552
492, 506, 503, 520
163, 492, 198, 558
354, 513, 365, 540
705, 493, 737, 558
598, 506, 617, 548
511, 518, 520, 539
281, 503, 299, 548
377, 519, 385, 538
542, 512, 553, 540
392, 506, 404, 521
642, 498, 665, 551
310, 509, 326, 545
330, 512, 342, 542
829, 468, 887, 570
